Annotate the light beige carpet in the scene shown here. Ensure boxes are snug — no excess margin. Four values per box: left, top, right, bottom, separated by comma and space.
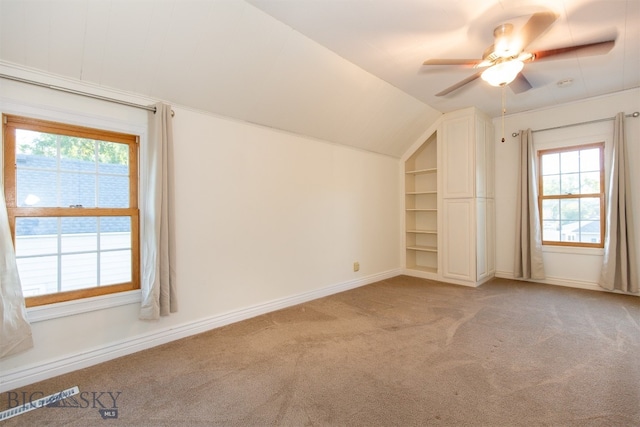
2, 276, 639, 426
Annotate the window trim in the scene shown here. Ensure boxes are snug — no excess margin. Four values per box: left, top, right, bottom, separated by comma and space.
537, 142, 605, 249
2, 114, 141, 307
27, 289, 142, 323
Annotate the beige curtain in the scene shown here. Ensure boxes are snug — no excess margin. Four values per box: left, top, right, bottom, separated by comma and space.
514, 129, 545, 280
599, 113, 638, 293
140, 103, 178, 319
0, 187, 33, 358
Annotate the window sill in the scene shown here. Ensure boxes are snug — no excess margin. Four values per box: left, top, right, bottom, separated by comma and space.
26, 290, 141, 323
542, 245, 604, 256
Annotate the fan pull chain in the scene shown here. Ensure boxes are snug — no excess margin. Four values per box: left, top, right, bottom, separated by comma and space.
501, 85, 506, 142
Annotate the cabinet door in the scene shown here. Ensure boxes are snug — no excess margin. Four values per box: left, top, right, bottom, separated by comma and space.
484, 118, 495, 199
476, 199, 488, 280
487, 198, 495, 275
442, 116, 474, 198
442, 199, 475, 281
475, 198, 495, 281
475, 117, 487, 198
474, 114, 496, 198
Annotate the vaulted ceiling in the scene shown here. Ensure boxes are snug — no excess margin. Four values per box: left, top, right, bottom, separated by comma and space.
248, 0, 639, 118
1, 0, 638, 158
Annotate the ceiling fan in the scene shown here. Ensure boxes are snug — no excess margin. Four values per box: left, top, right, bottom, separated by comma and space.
423, 11, 616, 96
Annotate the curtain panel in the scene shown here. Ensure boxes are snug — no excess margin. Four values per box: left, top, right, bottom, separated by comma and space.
514, 129, 546, 280
0, 187, 33, 358
599, 113, 638, 293
140, 103, 178, 319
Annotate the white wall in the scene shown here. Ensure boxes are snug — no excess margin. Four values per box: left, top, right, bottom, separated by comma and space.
0, 73, 401, 390
494, 88, 640, 291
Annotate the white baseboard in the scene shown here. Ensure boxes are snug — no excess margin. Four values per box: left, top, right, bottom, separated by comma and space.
0, 269, 402, 393
402, 268, 493, 288
494, 270, 602, 292
402, 268, 439, 281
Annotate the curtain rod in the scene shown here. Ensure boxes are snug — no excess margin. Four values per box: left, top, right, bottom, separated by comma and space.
511, 111, 639, 138
0, 73, 174, 116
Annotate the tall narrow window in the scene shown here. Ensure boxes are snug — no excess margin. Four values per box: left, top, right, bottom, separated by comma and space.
538, 143, 605, 248
3, 115, 140, 307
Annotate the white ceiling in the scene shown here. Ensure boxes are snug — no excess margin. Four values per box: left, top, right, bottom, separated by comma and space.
0, 0, 638, 158
247, 0, 639, 116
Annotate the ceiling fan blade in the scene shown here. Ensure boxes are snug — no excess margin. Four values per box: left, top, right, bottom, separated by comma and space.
435, 70, 483, 96
510, 73, 533, 94
520, 11, 558, 50
423, 58, 482, 66
532, 39, 615, 61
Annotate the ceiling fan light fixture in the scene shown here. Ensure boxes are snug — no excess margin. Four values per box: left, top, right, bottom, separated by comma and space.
517, 52, 534, 62
481, 60, 524, 87
494, 23, 516, 58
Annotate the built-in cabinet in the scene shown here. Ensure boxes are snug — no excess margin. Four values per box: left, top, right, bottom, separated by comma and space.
403, 107, 495, 287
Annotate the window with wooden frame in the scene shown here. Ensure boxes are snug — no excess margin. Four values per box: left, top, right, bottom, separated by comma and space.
538, 142, 605, 248
2, 114, 140, 307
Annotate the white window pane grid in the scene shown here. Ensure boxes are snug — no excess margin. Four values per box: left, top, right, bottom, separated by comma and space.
542, 198, 601, 244
15, 217, 132, 297
15, 129, 129, 208
541, 148, 601, 196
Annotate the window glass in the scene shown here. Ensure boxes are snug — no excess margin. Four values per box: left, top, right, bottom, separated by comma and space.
15, 130, 130, 209
4, 115, 139, 306
538, 143, 604, 248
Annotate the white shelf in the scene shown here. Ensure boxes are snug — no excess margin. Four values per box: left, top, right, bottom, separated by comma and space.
406, 265, 437, 274
406, 168, 437, 175
405, 131, 438, 275
406, 245, 438, 253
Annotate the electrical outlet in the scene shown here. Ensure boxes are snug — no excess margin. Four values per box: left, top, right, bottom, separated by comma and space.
353, 262, 360, 272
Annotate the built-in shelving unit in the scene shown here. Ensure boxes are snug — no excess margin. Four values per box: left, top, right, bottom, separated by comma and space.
402, 107, 495, 287
404, 132, 438, 274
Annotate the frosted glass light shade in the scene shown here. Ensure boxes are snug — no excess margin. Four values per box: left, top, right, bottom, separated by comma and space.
481, 60, 524, 87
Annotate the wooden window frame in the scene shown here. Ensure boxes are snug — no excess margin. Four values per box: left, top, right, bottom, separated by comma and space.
2, 114, 140, 307
537, 142, 605, 249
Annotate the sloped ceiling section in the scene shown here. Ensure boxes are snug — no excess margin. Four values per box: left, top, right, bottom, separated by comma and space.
0, 0, 441, 158
247, 0, 639, 118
